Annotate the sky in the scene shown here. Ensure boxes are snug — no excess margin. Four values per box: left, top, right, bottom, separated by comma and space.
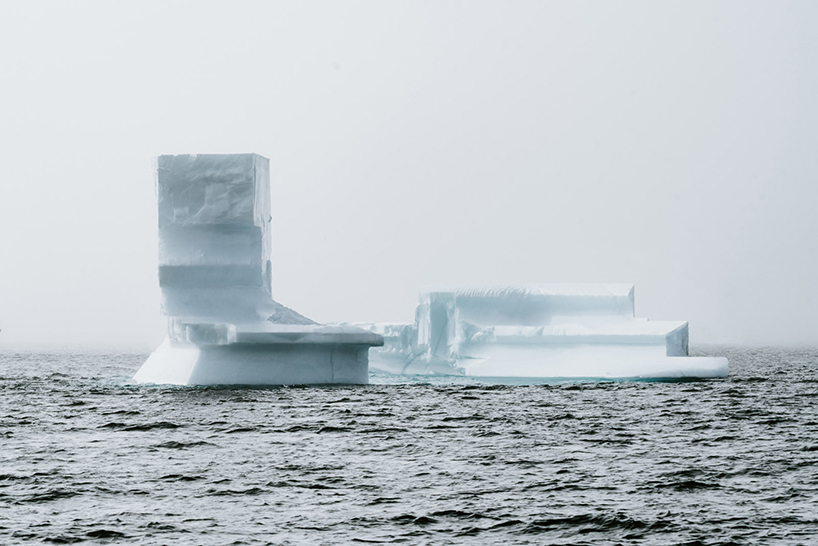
0, 0, 816, 351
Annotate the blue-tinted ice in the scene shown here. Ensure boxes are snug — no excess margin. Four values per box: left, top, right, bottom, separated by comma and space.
134, 154, 382, 386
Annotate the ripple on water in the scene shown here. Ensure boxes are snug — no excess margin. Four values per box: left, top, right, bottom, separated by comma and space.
0, 347, 816, 545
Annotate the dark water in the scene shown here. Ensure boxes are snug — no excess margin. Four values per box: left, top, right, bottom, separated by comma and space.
1, 347, 816, 545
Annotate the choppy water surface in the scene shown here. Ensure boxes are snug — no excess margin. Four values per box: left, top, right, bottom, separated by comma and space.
1, 347, 817, 545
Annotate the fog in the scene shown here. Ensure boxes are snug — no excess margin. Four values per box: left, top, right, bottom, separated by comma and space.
0, 1, 816, 351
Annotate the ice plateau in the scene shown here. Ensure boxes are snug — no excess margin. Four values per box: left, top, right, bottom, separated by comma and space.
345, 284, 728, 379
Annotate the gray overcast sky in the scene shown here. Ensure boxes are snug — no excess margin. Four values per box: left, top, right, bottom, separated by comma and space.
0, 0, 816, 350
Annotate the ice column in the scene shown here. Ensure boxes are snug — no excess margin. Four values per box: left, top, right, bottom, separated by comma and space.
156, 154, 274, 322
134, 153, 383, 386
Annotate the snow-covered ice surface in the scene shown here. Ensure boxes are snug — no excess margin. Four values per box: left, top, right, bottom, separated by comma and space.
349, 284, 728, 380
134, 154, 382, 386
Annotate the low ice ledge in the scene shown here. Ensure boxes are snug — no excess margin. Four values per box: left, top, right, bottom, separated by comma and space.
190, 323, 384, 346
487, 320, 688, 338
347, 320, 687, 339
420, 283, 634, 298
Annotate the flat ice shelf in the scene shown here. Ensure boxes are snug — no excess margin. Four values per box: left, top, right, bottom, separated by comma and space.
343, 283, 728, 380
135, 324, 383, 386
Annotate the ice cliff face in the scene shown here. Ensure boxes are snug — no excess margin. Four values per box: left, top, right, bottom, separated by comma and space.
156, 154, 273, 323
155, 154, 316, 325
347, 284, 726, 379
134, 153, 381, 386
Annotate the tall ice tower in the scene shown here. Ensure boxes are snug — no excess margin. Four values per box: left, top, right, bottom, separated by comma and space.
134, 154, 383, 385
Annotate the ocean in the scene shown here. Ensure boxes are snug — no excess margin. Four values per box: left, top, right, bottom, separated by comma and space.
0, 347, 816, 545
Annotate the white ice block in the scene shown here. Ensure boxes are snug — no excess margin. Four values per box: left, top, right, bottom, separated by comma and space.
346, 283, 728, 380
160, 286, 274, 323
135, 153, 383, 386
158, 225, 266, 267
419, 284, 636, 326
157, 154, 270, 229
155, 154, 273, 322
135, 326, 376, 386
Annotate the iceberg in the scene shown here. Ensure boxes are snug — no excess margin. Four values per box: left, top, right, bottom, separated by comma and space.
133, 154, 725, 384
134, 154, 383, 386
346, 284, 728, 380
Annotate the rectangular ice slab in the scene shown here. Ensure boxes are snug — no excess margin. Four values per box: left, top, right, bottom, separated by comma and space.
157, 154, 270, 228
345, 283, 727, 380
158, 225, 266, 267
138, 321, 384, 386
417, 284, 634, 350
156, 154, 273, 322
417, 284, 636, 360
135, 337, 371, 386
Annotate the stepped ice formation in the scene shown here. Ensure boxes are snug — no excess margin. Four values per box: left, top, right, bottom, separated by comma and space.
134, 154, 383, 386
348, 284, 728, 379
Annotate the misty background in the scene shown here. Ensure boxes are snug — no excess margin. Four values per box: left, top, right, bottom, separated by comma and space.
0, 0, 816, 351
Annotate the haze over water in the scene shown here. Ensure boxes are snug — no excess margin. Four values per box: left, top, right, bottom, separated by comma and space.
1, 1, 818, 350
1, 347, 815, 545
